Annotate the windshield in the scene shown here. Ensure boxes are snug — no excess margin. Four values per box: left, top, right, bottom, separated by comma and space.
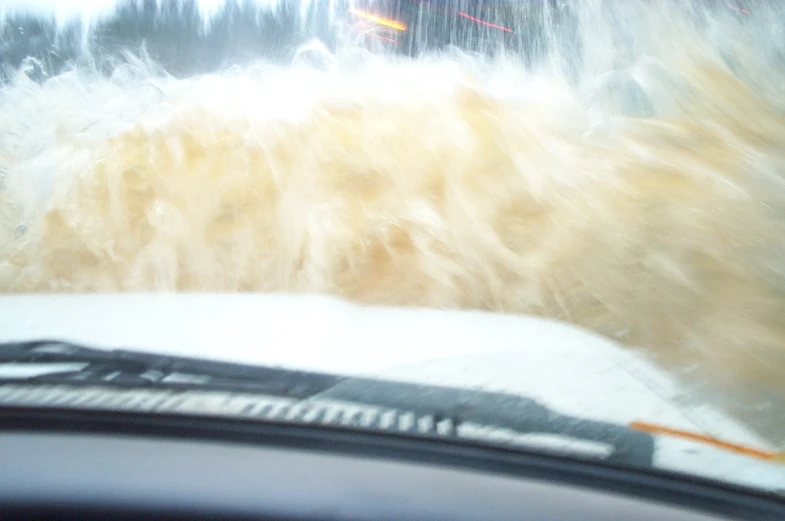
0, 0, 783, 495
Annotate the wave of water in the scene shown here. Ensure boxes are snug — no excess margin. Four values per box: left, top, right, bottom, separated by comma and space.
0, 0, 784, 444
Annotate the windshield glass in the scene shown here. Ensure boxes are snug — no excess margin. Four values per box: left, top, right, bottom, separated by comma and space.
0, 0, 783, 495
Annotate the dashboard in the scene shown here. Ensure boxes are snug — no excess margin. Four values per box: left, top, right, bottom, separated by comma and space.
0, 408, 782, 521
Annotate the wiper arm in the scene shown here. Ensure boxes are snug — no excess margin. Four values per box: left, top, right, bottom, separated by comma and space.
0, 339, 654, 468
321, 378, 655, 467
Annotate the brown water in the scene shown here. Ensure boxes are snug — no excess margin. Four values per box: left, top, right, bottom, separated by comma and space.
0, 0, 784, 445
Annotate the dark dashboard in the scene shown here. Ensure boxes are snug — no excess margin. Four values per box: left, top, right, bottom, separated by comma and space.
0, 407, 782, 521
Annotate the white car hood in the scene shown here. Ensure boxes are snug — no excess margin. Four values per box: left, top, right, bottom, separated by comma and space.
0, 293, 782, 492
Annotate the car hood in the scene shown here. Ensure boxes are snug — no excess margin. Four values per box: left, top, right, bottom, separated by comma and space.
0, 292, 782, 491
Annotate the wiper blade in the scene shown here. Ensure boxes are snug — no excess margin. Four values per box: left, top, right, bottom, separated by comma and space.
0, 339, 654, 468
0, 340, 342, 398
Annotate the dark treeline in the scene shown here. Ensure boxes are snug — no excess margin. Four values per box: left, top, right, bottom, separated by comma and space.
0, 0, 755, 83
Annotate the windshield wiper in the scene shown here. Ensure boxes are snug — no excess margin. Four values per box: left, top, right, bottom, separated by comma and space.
0, 339, 341, 397
0, 339, 655, 468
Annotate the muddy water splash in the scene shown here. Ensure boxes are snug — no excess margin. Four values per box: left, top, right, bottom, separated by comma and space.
1, 0, 784, 444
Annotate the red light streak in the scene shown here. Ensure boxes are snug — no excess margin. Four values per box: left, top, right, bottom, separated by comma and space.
457, 11, 514, 33
365, 32, 400, 45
